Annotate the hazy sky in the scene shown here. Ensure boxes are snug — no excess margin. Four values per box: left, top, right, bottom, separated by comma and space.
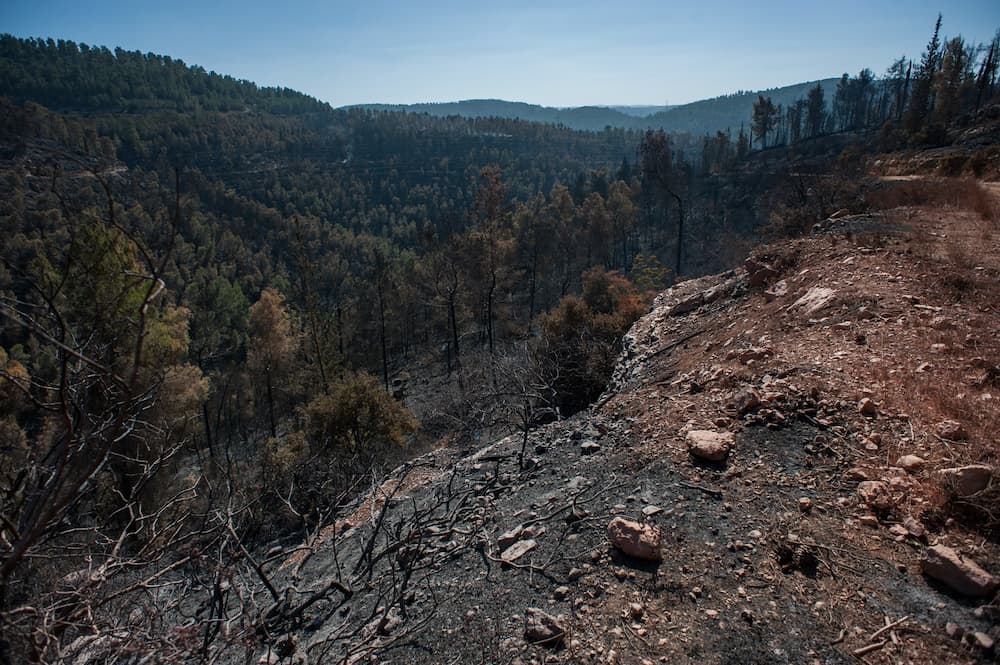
3, 1, 998, 107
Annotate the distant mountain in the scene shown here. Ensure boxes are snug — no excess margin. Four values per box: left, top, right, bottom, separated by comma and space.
606, 105, 672, 117
351, 80, 840, 136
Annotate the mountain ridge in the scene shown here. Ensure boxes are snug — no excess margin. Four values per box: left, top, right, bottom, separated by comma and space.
349, 79, 840, 134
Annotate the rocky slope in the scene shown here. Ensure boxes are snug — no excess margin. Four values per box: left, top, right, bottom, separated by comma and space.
231, 188, 1000, 665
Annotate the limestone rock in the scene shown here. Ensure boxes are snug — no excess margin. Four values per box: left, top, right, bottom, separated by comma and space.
938, 465, 993, 497
524, 608, 565, 646
607, 517, 662, 561
897, 455, 926, 473
686, 430, 733, 462
501, 539, 537, 563
921, 545, 997, 597
790, 287, 837, 316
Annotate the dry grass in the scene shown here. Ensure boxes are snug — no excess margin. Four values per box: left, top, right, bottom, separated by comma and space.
869, 177, 999, 224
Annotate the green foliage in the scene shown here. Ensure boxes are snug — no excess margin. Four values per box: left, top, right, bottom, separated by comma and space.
540, 268, 646, 414
630, 253, 671, 293
303, 372, 417, 454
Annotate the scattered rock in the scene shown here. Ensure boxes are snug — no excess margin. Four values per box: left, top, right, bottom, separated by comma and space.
580, 441, 602, 455
764, 280, 788, 302
935, 420, 968, 441
501, 539, 537, 563
945, 622, 965, 640
498, 525, 524, 550
641, 505, 663, 517
857, 481, 893, 514
844, 467, 870, 481
606, 517, 662, 561
726, 347, 774, 364
938, 465, 993, 497
730, 389, 761, 415
627, 602, 644, 621
858, 398, 878, 417
524, 608, 565, 647
897, 455, 926, 473
745, 257, 779, 287
798, 497, 813, 513
553, 586, 570, 601
968, 632, 995, 653
903, 516, 926, 539
921, 545, 997, 597
686, 430, 733, 462
790, 287, 837, 316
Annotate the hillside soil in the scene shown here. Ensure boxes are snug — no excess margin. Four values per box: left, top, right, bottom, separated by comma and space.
244, 184, 1000, 665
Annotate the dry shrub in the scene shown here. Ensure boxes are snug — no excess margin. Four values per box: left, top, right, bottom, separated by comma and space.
869, 177, 998, 223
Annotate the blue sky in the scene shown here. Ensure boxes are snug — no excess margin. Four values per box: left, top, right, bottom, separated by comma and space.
3, 1, 998, 107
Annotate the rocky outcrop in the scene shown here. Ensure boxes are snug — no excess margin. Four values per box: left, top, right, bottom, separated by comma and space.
921, 545, 997, 597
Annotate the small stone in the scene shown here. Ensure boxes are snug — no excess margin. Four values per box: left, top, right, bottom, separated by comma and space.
889, 524, 909, 538
903, 516, 926, 539
897, 455, 926, 473
501, 539, 537, 563
731, 389, 761, 415
580, 441, 602, 455
642, 505, 663, 517
937, 465, 993, 497
935, 420, 968, 441
858, 398, 878, 417
704, 609, 719, 619
524, 608, 565, 647
553, 586, 570, 601
858, 514, 879, 527
628, 603, 644, 620
498, 525, 524, 550
606, 517, 662, 561
856, 480, 893, 514
844, 467, 869, 481
944, 622, 964, 640
921, 545, 998, 597
686, 430, 733, 462
567, 567, 585, 581
798, 497, 813, 513
968, 632, 995, 653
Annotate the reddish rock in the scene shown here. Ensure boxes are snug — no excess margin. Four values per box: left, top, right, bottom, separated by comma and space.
857, 480, 894, 514
686, 430, 733, 462
921, 545, 997, 597
607, 517, 662, 561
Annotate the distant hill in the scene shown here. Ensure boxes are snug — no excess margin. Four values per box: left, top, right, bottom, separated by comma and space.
351, 80, 840, 136
642, 79, 840, 136
349, 99, 644, 132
